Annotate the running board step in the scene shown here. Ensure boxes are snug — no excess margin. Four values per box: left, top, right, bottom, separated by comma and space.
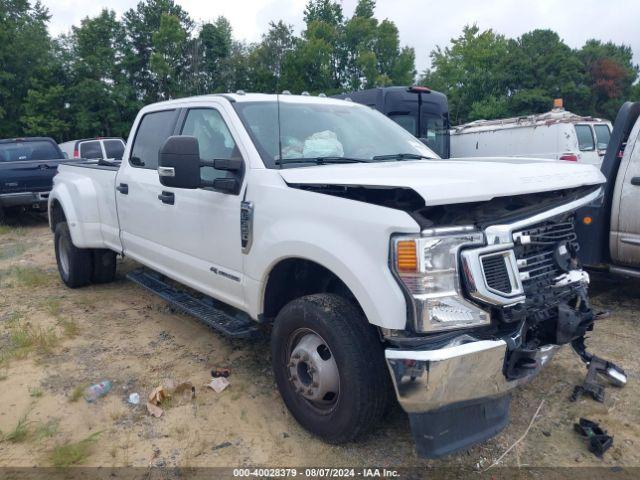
127, 268, 260, 339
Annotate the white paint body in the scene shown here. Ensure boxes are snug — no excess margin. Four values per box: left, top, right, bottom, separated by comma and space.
48, 94, 605, 330
451, 109, 612, 166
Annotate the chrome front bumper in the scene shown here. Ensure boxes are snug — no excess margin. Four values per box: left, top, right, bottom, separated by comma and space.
385, 340, 559, 413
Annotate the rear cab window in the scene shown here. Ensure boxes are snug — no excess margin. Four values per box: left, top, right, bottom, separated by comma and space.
575, 124, 595, 151
0, 139, 61, 162
103, 139, 125, 160
80, 141, 103, 159
593, 124, 611, 151
129, 110, 179, 169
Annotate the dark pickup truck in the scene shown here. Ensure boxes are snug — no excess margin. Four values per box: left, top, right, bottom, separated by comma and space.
0, 137, 66, 221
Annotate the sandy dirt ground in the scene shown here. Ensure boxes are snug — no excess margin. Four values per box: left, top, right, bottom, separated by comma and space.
0, 214, 638, 472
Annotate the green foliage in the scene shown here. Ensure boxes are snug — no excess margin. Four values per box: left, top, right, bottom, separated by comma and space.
423, 24, 638, 124
1, 1, 637, 139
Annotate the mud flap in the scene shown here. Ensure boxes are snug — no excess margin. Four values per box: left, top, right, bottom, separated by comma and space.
408, 395, 511, 458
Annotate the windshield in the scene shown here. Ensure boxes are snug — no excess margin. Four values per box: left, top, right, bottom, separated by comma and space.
0, 140, 61, 162
232, 100, 439, 168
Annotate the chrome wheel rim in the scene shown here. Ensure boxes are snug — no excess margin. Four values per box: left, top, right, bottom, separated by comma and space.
58, 234, 70, 277
287, 329, 340, 412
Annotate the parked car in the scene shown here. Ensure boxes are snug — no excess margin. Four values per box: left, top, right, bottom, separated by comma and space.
0, 137, 66, 222
333, 86, 450, 158
59, 137, 126, 161
576, 101, 640, 277
451, 100, 612, 166
49, 93, 607, 458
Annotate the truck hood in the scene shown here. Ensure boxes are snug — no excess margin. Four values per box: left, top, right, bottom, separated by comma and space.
278, 157, 606, 206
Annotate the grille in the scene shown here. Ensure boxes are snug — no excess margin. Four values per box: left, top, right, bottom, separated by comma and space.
513, 215, 578, 293
481, 254, 512, 294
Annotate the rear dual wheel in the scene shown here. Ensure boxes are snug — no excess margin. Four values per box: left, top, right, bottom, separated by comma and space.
54, 221, 117, 288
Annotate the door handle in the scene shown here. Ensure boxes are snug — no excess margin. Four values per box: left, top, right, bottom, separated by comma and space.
158, 191, 175, 205
116, 183, 128, 194
631, 177, 640, 186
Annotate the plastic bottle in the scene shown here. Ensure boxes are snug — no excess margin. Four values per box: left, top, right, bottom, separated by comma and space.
84, 380, 112, 402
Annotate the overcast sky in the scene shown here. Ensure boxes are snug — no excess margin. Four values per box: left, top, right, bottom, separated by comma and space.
42, 0, 640, 75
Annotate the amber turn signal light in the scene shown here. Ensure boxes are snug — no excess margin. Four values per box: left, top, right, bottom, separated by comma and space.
396, 240, 418, 272
583, 216, 593, 225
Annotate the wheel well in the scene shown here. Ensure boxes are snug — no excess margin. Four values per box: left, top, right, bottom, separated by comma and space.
263, 258, 362, 321
50, 200, 66, 231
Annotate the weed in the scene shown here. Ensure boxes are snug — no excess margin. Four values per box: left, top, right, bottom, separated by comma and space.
49, 432, 101, 467
0, 243, 27, 261
5, 413, 31, 443
43, 297, 62, 317
57, 318, 79, 338
0, 225, 13, 235
69, 384, 85, 403
11, 266, 51, 288
9, 323, 58, 354
6, 310, 25, 325
29, 387, 43, 398
34, 419, 59, 440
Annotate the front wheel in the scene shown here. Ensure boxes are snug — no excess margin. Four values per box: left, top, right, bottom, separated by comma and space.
271, 294, 390, 443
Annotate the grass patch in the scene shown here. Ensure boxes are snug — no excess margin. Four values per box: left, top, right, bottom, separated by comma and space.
12, 266, 52, 288
0, 225, 13, 235
4, 413, 31, 443
34, 419, 59, 440
29, 387, 43, 398
10, 323, 58, 354
42, 297, 62, 317
50, 432, 101, 467
69, 384, 85, 403
0, 243, 27, 261
57, 318, 79, 338
0, 323, 59, 367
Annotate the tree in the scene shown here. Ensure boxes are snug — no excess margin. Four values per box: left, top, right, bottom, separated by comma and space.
421, 25, 510, 124
0, 0, 58, 137
150, 13, 188, 99
247, 21, 296, 93
505, 30, 589, 116
63, 9, 137, 138
198, 16, 234, 92
122, 0, 192, 103
578, 40, 639, 119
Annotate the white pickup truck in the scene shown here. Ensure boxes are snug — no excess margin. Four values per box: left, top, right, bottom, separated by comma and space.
49, 93, 610, 458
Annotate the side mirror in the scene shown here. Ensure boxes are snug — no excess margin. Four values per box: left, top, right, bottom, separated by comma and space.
158, 136, 201, 189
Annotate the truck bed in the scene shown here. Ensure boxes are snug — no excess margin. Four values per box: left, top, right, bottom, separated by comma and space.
53, 161, 122, 252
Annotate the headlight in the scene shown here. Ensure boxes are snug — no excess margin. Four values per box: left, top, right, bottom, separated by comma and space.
392, 227, 490, 332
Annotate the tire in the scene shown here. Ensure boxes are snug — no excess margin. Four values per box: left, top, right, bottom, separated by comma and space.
54, 221, 92, 288
91, 249, 117, 283
271, 293, 390, 444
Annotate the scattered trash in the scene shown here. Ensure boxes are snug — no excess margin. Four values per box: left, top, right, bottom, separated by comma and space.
574, 418, 613, 458
84, 380, 112, 403
212, 441, 232, 451
207, 377, 230, 393
128, 392, 140, 405
211, 368, 230, 378
146, 379, 195, 417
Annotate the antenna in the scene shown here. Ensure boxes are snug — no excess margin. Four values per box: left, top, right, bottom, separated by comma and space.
276, 93, 283, 168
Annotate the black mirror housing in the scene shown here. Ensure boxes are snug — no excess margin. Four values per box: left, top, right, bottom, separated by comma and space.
211, 177, 239, 193
213, 158, 243, 171
158, 136, 201, 189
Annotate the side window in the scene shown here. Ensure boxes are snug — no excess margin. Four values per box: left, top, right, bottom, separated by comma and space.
104, 139, 125, 160
130, 110, 178, 169
181, 108, 241, 182
575, 125, 595, 151
593, 124, 611, 151
80, 141, 103, 159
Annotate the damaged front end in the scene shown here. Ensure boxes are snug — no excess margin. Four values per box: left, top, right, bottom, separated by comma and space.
384, 186, 626, 458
